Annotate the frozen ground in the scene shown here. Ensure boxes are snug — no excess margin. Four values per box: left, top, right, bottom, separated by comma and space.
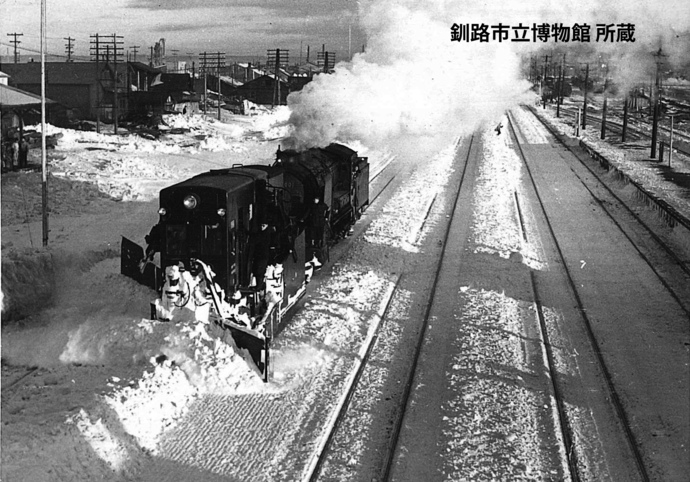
1, 101, 688, 481
0, 108, 395, 481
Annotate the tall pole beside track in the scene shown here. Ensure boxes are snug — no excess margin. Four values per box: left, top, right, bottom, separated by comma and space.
41, 0, 48, 246
650, 48, 666, 160
582, 63, 589, 130
600, 64, 609, 140
669, 115, 674, 167
622, 94, 629, 143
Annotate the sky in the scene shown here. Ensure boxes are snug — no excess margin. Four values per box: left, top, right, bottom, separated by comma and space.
1, 0, 689, 68
0, 0, 365, 63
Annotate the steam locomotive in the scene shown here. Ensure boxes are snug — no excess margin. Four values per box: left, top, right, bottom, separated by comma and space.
121, 143, 369, 380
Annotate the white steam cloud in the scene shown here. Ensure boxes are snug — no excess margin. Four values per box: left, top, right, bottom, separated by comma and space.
285, 0, 689, 152
285, 0, 531, 153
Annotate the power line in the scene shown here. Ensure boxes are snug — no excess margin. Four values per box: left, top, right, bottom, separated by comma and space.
0, 40, 89, 61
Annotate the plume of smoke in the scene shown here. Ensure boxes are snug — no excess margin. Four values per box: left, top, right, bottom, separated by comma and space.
285, 0, 531, 155
284, 0, 689, 154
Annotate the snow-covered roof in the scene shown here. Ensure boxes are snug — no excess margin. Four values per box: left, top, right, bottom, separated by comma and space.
0, 83, 54, 107
220, 75, 243, 87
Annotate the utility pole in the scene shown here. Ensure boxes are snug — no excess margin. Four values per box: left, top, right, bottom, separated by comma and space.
111, 34, 124, 135
90, 34, 101, 133
216, 52, 224, 120
275, 48, 281, 106
7, 32, 23, 63
199, 52, 224, 117
650, 47, 667, 159
668, 115, 675, 167
541, 55, 549, 109
200, 52, 208, 115
129, 45, 140, 62
40, 2, 48, 246
622, 94, 629, 142
64, 36, 75, 62
556, 54, 565, 118
582, 63, 589, 130
90, 33, 123, 135
556, 62, 562, 117
600, 63, 609, 140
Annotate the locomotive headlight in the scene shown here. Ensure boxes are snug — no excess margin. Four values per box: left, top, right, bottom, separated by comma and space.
217, 208, 226, 217
183, 194, 199, 210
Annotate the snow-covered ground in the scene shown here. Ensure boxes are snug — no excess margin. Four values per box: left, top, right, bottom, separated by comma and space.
2, 99, 688, 480
0, 108, 396, 481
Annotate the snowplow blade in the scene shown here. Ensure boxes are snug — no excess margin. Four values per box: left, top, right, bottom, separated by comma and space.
224, 324, 270, 382
120, 236, 160, 291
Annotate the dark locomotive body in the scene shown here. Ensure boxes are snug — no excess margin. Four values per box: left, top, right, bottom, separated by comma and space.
121, 143, 369, 380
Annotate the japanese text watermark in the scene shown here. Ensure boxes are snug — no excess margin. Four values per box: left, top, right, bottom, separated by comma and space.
450, 23, 635, 43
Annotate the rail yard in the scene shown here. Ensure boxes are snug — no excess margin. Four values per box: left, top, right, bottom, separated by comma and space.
2, 97, 689, 480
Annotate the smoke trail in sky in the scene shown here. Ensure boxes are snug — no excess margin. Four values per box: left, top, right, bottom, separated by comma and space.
285, 0, 689, 153
285, 0, 531, 154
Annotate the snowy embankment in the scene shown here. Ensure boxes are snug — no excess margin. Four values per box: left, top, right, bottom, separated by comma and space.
0, 107, 395, 481
533, 102, 690, 221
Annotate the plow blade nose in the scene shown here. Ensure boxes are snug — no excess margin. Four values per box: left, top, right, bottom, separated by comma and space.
121, 236, 160, 290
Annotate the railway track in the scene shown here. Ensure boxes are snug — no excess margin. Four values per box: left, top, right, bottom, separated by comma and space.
555, 105, 690, 158
527, 106, 690, 311
507, 111, 647, 481
301, 135, 478, 481
506, 106, 690, 480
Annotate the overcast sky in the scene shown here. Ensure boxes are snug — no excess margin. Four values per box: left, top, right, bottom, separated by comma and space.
0, 0, 364, 63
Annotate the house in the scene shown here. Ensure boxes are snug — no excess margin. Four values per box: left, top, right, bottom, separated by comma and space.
2, 62, 199, 124
2, 62, 103, 121
235, 74, 290, 105
148, 72, 200, 115
1, 82, 58, 169
233, 69, 313, 106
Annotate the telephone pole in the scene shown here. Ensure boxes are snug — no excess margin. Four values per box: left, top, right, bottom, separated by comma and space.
129, 45, 140, 62
90, 34, 102, 133
64, 37, 75, 62
200, 52, 225, 118
581, 63, 589, 129
7, 32, 23, 63
40, 3, 48, 246
600, 62, 609, 140
90, 33, 124, 134
650, 47, 667, 159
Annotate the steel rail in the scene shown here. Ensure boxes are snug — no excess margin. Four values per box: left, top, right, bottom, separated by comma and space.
507, 110, 650, 482
529, 106, 690, 314
380, 134, 477, 482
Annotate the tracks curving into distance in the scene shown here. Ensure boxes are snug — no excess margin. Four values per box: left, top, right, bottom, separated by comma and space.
506, 110, 651, 482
